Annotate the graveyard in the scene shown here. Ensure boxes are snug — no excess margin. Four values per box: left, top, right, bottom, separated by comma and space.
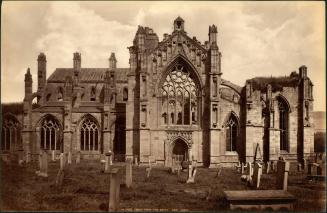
0, 154, 326, 212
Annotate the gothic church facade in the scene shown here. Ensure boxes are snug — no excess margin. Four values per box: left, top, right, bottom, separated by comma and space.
2, 17, 315, 166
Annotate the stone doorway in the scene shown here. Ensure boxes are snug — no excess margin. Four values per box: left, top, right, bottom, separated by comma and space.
172, 138, 189, 162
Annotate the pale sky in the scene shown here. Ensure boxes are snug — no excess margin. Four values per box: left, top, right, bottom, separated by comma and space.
1, 1, 325, 111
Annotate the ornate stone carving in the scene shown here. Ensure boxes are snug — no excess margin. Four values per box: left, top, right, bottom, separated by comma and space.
166, 130, 193, 148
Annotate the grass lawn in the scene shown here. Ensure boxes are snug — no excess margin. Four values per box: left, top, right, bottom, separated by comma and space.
0, 159, 325, 211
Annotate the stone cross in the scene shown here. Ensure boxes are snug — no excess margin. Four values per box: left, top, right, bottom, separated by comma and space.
276, 159, 290, 190
52, 150, 56, 162
68, 151, 72, 164
252, 162, 262, 188
59, 153, 65, 170
108, 168, 120, 211
76, 151, 81, 164
125, 160, 132, 188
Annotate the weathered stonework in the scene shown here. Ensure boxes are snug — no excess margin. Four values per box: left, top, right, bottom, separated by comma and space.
1, 17, 315, 167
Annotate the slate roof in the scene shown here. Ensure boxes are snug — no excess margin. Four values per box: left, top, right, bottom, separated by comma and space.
48, 68, 129, 82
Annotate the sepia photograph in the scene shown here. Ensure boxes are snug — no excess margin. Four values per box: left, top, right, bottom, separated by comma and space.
1, 1, 326, 212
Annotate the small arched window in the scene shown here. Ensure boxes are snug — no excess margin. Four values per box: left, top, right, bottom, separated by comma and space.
90, 87, 96, 101
226, 113, 238, 152
123, 88, 128, 101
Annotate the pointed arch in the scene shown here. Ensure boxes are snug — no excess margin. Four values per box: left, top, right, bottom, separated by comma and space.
224, 111, 239, 152
158, 55, 202, 126
78, 114, 100, 152
37, 114, 62, 150
1, 113, 22, 151
157, 54, 203, 92
276, 95, 290, 152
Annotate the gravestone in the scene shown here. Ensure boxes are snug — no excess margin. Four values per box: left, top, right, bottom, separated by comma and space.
68, 151, 72, 164
216, 163, 222, 177
276, 159, 290, 190
266, 161, 270, 174
76, 151, 81, 164
241, 163, 245, 174
247, 162, 253, 184
25, 152, 30, 163
252, 162, 262, 188
303, 158, 307, 171
59, 153, 65, 170
145, 167, 151, 180
297, 163, 302, 172
105, 152, 112, 172
125, 160, 132, 188
52, 150, 56, 162
55, 169, 64, 189
108, 168, 120, 211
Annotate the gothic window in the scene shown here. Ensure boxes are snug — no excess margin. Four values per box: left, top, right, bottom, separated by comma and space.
80, 117, 99, 151
40, 116, 60, 150
57, 87, 63, 101
90, 87, 96, 101
1, 115, 21, 151
161, 64, 198, 126
226, 114, 238, 152
123, 88, 128, 101
278, 98, 289, 151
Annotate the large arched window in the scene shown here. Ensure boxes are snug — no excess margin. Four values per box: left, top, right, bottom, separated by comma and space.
40, 116, 61, 150
278, 97, 289, 151
225, 113, 238, 152
80, 117, 99, 151
161, 64, 199, 125
1, 115, 21, 151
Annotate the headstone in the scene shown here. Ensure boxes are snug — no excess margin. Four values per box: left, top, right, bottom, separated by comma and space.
59, 153, 65, 170
55, 169, 64, 188
297, 163, 302, 172
40, 151, 48, 177
125, 160, 132, 188
108, 168, 120, 211
145, 167, 151, 180
52, 150, 56, 162
252, 162, 262, 188
68, 151, 72, 164
276, 159, 290, 190
247, 162, 253, 184
76, 151, 81, 164
134, 155, 139, 166
25, 152, 30, 163
266, 161, 271, 174
216, 163, 222, 177
241, 163, 245, 174
303, 158, 307, 171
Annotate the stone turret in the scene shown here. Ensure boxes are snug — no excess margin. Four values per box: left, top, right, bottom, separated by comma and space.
24, 68, 33, 99
73, 52, 81, 86
173, 16, 185, 32
109, 53, 117, 70
208, 25, 217, 45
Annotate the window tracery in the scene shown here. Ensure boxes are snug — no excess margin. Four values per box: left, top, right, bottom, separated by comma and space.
278, 98, 289, 151
161, 64, 198, 125
40, 117, 60, 150
1, 116, 21, 151
226, 114, 238, 152
80, 118, 99, 151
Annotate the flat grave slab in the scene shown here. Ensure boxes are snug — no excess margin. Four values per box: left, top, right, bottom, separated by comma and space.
224, 190, 296, 211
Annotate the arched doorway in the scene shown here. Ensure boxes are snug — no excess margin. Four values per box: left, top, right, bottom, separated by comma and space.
172, 138, 189, 162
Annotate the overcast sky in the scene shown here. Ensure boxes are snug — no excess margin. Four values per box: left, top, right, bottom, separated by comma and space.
1, 1, 325, 111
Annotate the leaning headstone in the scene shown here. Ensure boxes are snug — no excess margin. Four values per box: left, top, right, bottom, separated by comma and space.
52, 150, 56, 162
108, 168, 120, 211
252, 162, 262, 188
276, 159, 290, 190
125, 160, 132, 188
